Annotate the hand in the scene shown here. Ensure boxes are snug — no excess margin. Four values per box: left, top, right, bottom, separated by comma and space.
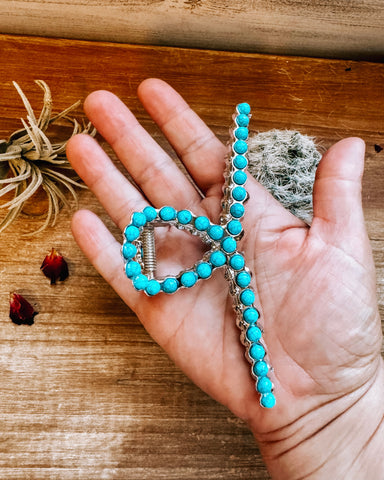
67, 79, 384, 479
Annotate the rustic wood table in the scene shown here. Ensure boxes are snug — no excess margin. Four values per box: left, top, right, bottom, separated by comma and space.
0, 34, 383, 480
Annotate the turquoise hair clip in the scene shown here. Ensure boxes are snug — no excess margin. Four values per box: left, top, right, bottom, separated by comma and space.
122, 104, 276, 409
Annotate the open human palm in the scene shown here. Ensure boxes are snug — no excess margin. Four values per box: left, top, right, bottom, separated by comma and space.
67, 79, 383, 479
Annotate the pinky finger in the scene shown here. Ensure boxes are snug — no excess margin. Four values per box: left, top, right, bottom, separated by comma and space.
71, 209, 141, 312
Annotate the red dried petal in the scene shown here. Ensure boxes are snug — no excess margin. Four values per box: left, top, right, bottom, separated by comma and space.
9, 293, 38, 326
40, 248, 69, 284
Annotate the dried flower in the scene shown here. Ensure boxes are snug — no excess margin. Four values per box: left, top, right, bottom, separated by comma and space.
9, 293, 38, 325
0, 80, 96, 235
40, 247, 69, 284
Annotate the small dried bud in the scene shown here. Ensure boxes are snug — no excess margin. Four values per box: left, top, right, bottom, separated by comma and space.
40, 248, 69, 284
9, 293, 38, 326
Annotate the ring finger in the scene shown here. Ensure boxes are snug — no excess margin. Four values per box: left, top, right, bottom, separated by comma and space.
83, 90, 203, 212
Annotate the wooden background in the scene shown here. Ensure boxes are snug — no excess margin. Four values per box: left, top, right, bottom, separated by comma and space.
0, 0, 383, 61
0, 34, 383, 479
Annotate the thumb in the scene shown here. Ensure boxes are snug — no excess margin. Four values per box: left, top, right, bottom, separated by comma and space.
312, 137, 368, 250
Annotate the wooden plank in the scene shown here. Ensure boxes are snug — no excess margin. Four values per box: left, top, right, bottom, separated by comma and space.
0, 0, 383, 61
0, 34, 383, 479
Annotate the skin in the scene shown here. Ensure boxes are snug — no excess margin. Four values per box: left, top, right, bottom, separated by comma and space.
66, 78, 384, 480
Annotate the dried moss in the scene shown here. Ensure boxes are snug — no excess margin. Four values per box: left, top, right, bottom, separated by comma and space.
247, 130, 322, 224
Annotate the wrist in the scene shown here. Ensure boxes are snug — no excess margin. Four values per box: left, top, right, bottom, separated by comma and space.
253, 358, 384, 480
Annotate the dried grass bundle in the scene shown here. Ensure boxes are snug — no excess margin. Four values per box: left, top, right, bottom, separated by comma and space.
0, 80, 95, 236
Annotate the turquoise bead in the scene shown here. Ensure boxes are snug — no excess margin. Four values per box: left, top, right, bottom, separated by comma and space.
236, 114, 249, 127
162, 277, 179, 294
236, 271, 251, 288
227, 220, 242, 236
234, 127, 248, 140
230, 203, 245, 218
237, 103, 251, 115
124, 225, 140, 242
252, 360, 269, 377
145, 279, 161, 296
196, 262, 212, 279
122, 242, 137, 260
177, 210, 192, 224
246, 325, 262, 342
195, 216, 210, 231
240, 289, 255, 306
125, 261, 141, 278
209, 250, 227, 267
243, 307, 259, 324
180, 271, 198, 288
229, 254, 245, 270
132, 274, 149, 291
232, 186, 247, 201
208, 225, 224, 240
257, 376, 273, 394
249, 343, 265, 360
233, 170, 247, 185
132, 212, 147, 227
159, 206, 176, 221
143, 206, 157, 221
221, 237, 237, 253
233, 140, 248, 154
260, 393, 276, 409
233, 155, 248, 169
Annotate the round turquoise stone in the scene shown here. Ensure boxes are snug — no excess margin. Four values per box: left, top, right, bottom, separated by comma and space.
145, 279, 161, 296
243, 307, 259, 324
246, 325, 262, 342
143, 206, 157, 221
125, 260, 141, 278
233, 170, 247, 185
237, 103, 251, 115
233, 140, 248, 154
177, 210, 192, 225
234, 127, 248, 140
162, 277, 179, 294
124, 225, 140, 242
221, 237, 237, 253
230, 203, 245, 218
209, 250, 227, 267
208, 225, 224, 240
236, 114, 249, 127
180, 271, 198, 288
132, 212, 147, 227
233, 155, 248, 169
227, 220, 242, 236
195, 216, 210, 231
249, 343, 265, 360
240, 289, 255, 306
232, 186, 247, 201
229, 254, 245, 270
252, 360, 269, 377
196, 262, 212, 279
159, 206, 176, 221
122, 242, 137, 260
257, 377, 273, 394
132, 274, 149, 291
260, 393, 276, 409
236, 271, 251, 288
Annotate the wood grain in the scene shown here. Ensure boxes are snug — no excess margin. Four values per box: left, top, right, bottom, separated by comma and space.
0, 34, 383, 479
0, 0, 383, 61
